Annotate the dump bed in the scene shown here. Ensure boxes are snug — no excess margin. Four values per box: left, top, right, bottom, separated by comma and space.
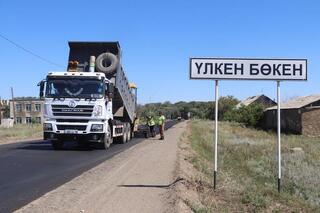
68, 41, 137, 123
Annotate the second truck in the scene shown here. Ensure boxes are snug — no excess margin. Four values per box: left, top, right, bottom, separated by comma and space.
38, 42, 138, 150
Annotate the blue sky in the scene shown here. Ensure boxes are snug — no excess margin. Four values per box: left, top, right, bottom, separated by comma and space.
0, 0, 319, 104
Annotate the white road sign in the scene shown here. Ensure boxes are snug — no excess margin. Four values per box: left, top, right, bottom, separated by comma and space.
190, 58, 307, 80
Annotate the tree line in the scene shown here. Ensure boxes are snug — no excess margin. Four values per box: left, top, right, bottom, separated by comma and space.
137, 96, 264, 127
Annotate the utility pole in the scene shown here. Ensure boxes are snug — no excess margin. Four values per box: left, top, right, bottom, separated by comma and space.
11, 87, 16, 124
0, 96, 2, 125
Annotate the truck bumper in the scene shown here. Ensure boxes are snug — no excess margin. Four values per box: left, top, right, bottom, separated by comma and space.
44, 132, 105, 142
43, 120, 107, 142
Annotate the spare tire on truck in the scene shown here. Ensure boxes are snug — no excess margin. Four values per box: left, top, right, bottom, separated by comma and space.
95, 52, 119, 75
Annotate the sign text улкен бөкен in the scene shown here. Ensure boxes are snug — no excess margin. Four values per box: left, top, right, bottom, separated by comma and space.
190, 58, 307, 80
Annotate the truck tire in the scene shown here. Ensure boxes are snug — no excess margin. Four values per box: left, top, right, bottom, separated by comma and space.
96, 52, 118, 75
120, 124, 128, 144
126, 123, 131, 142
51, 140, 64, 150
104, 125, 113, 150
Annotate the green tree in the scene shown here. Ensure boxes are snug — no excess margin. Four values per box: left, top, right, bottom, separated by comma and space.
224, 103, 264, 127
3, 105, 10, 118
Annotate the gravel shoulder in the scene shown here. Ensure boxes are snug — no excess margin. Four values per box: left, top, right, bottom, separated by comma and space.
16, 121, 187, 213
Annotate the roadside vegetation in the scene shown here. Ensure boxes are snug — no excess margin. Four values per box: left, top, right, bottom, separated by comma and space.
181, 120, 320, 212
137, 96, 264, 127
0, 124, 42, 144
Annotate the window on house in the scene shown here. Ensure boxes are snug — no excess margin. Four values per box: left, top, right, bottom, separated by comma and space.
16, 104, 22, 112
26, 117, 32, 124
16, 117, 22, 124
26, 104, 32, 112
35, 117, 41, 123
35, 104, 41, 112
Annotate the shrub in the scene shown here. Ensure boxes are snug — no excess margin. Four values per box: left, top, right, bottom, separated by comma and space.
224, 103, 264, 127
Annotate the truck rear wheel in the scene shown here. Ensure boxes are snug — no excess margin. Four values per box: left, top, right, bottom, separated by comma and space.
104, 125, 113, 150
126, 123, 131, 142
120, 124, 128, 144
51, 140, 64, 150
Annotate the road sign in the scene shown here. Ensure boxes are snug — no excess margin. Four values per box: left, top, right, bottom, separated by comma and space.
190, 58, 307, 80
189, 57, 308, 193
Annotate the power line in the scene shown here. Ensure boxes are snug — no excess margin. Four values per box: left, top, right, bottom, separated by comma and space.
0, 33, 64, 68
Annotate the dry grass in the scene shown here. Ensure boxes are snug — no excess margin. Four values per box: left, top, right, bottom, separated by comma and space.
186, 120, 320, 212
0, 124, 42, 144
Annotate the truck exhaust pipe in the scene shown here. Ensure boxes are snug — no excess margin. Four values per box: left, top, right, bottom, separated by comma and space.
89, 56, 96, 72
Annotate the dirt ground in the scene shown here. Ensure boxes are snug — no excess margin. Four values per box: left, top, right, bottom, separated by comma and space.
173, 121, 205, 213
16, 121, 187, 213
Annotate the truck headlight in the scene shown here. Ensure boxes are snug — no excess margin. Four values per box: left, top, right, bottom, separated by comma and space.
93, 105, 103, 117
43, 123, 53, 131
91, 124, 103, 132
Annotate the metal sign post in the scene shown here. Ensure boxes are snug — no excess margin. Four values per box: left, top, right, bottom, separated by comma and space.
214, 80, 218, 190
277, 81, 281, 192
190, 57, 307, 192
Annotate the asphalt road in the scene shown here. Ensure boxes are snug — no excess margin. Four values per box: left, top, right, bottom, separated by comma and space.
0, 121, 177, 212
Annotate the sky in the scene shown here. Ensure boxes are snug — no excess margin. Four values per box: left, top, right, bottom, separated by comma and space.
0, 0, 319, 104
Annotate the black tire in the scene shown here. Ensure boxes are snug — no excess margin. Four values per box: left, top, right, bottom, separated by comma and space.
96, 52, 118, 74
126, 123, 131, 142
120, 124, 128, 144
51, 140, 64, 150
104, 125, 113, 150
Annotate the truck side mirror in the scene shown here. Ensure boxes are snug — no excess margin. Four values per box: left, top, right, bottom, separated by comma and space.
38, 81, 45, 99
107, 83, 114, 99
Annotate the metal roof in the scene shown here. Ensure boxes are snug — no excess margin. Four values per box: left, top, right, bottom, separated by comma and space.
266, 94, 320, 110
236, 95, 264, 108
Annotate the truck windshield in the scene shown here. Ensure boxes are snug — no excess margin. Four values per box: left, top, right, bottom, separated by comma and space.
45, 77, 104, 99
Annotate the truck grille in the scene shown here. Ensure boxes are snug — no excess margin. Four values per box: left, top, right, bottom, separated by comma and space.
56, 119, 89, 123
52, 105, 94, 117
57, 125, 87, 131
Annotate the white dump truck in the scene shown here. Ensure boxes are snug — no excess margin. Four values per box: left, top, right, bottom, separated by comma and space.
38, 42, 138, 150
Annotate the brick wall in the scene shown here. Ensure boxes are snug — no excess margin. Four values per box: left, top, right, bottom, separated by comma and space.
301, 108, 320, 136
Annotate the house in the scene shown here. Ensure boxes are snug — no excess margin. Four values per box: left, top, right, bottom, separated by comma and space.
236, 95, 276, 109
263, 94, 320, 136
9, 98, 44, 124
0, 99, 9, 119
0, 99, 10, 126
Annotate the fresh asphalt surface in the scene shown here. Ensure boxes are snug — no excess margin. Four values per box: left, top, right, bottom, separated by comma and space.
0, 120, 177, 212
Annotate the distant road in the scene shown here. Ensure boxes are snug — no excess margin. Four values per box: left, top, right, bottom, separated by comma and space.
0, 120, 177, 212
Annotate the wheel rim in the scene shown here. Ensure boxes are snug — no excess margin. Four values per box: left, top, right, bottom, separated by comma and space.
127, 126, 131, 141
105, 126, 112, 149
121, 125, 127, 143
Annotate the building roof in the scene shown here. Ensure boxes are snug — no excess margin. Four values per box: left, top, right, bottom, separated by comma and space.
236, 95, 264, 108
10, 97, 42, 102
266, 94, 320, 110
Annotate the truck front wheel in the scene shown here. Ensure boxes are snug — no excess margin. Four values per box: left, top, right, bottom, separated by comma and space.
104, 125, 113, 150
51, 140, 64, 150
